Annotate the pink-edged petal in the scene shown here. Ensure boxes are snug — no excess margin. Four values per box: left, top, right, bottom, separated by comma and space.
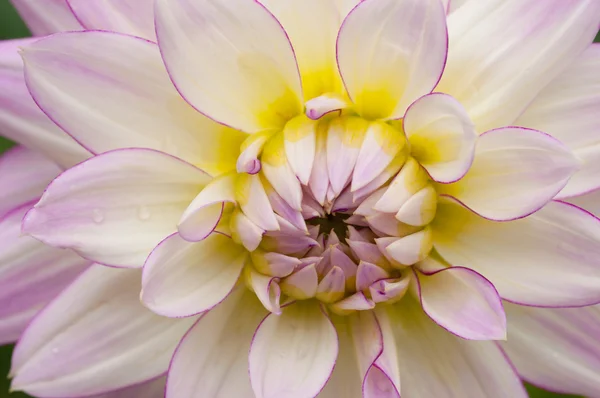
0, 204, 89, 345
439, 127, 579, 221
284, 116, 318, 185
336, 0, 447, 120
235, 173, 279, 231
155, 0, 303, 133
0, 39, 89, 169
308, 122, 330, 205
415, 265, 506, 340
262, 133, 303, 211
439, 0, 600, 132
166, 287, 266, 398
568, 188, 600, 217
280, 263, 319, 300
364, 310, 401, 398
305, 94, 350, 120
22, 148, 211, 268
21, 31, 246, 176
433, 199, 600, 307
231, 209, 264, 252
178, 172, 236, 242
246, 268, 281, 315
249, 302, 338, 398
395, 185, 438, 227
517, 44, 600, 198
316, 266, 346, 304
88, 376, 166, 398
327, 117, 369, 195
10, 0, 81, 35
11, 265, 197, 398
141, 233, 247, 317
502, 302, 600, 397
376, 298, 527, 397
0, 146, 60, 218
374, 157, 429, 213
260, 0, 345, 100
68, 0, 156, 41
330, 292, 375, 315
356, 262, 389, 292
403, 93, 476, 183
377, 227, 433, 266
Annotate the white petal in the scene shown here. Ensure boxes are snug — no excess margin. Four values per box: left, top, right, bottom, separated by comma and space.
327, 117, 369, 195
249, 302, 338, 398
568, 189, 600, 218
376, 298, 527, 397
68, 0, 156, 41
88, 377, 166, 398
10, 0, 81, 35
439, 127, 579, 221
284, 116, 318, 185
517, 44, 600, 198
433, 199, 600, 307
166, 288, 266, 398
155, 0, 303, 133
502, 302, 600, 398
262, 132, 303, 211
142, 233, 247, 317
11, 265, 197, 398
403, 93, 477, 183
337, 0, 447, 120
416, 266, 506, 340
439, 0, 600, 132
21, 31, 245, 176
235, 173, 279, 231
22, 149, 211, 268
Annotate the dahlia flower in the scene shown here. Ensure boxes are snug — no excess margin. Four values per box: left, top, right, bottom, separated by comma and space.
1, 0, 600, 397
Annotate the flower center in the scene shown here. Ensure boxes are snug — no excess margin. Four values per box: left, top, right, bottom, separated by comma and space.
233, 110, 440, 314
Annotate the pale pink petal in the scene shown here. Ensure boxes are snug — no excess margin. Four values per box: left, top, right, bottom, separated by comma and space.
568, 189, 600, 217
249, 302, 338, 398
284, 116, 318, 185
395, 185, 438, 227
155, 0, 303, 133
502, 302, 600, 397
262, 133, 303, 211
364, 310, 401, 398
316, 266, 346, 304
231, 209, 264, 252
86, 377, 166, 398
141, 233, 247, 317
10, 0, 81, 35
21, 31, 245, 176
166, 288, 266, 398
0, 204, 89, 345
250, 251, 299, 279
178, 173, 236, 242
517, 44, 600, 198
433, 199, 600, 307
280, 264, 319, 300
403, 93, 477, 183
356, 262, 389, 292
235, 173, 279, 231
330, 292, 375, 315
337, 0, 447, 120
415, 266, 506, 340
439, 0, 600, 132
0, 147, 60, 218
0, 39, 89, 169
327, 117, 369, 195
308, 123, 330, 205
68, 0, 156, 41
374, 158, 429, 214
22, 149, 211, 268
11, 265, 197, 398
377, 227, 433, 266
376, 298, 527, 397
246, 269, 281, 315
439, 127, 579, 221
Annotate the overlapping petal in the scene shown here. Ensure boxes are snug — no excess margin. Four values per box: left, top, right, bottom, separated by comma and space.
141, 233, 247, 317
502, 302, 600, 398
155, 0, 303, 133
336, 0, 447, 120
517, 44, 600, 198
439, 0, 600, 132
11, 265, 197, 398
9, 0, 81, 36
22, 149, 211, 268
21, 31, 245, 175
433, 199, 600, 307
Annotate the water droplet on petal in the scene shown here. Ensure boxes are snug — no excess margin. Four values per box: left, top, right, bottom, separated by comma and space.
92, 209, 104, 224
138, 206, 151, 221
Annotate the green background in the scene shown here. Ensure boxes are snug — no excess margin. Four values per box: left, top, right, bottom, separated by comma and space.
0, 0, 598, 397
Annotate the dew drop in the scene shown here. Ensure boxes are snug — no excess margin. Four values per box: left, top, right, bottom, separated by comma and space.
138, 206, 151, 221
92, 208, 104, 224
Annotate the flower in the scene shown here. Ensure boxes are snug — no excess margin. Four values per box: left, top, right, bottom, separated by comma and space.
1, 0, 600, 397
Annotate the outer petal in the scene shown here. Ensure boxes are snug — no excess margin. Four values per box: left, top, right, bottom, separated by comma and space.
0, 204, 89, 345
516, 44, 600, 198
141, 233, 247, 317
22, 149, 211, 268
403, 93, 476, 183
68, 0, 156, 41
568, 189, 600, 217
376, 298, 527, 397
9, 0, 81, 36
21, 31, 245, 176
502, 302, 600, 397
249, 302, 338, 398
439, 127, 579, 221
166, 288, 266, 398
88, 377, 166, 398
0, 39, 90, 169
438, 0, 600, 132
433, 199, 600, 307
336, 0, 447, 120
415, 266, 506, 340
155, 0, 303, 133
11, 265, 197, 398
0, 146, 60, 218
